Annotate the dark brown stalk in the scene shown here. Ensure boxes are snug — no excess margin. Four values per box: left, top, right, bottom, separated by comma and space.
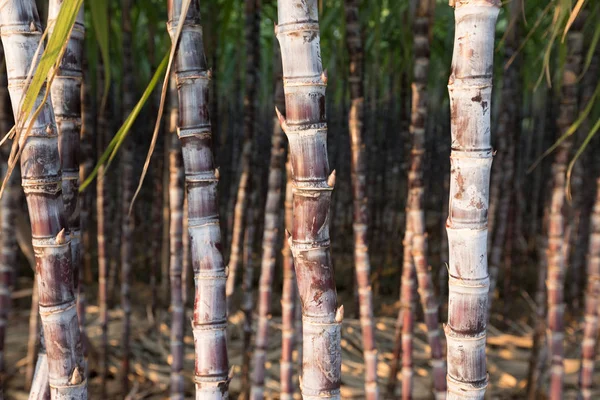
48, 0, 85, 352
546, 17, 584, 400
578, 177, 600, 399
168, 128, 185, 399
240, 192, 257, 399
79, 60, 95, 347
344, 0, 378, 397
0, 1, 87, 397
120, 0, 135, 393
276, 1, 343, 397
280, 156, 296, 400
250, 41, 287, 400
488, 0, 521, 318
225, 0, 261, 308
168, 1, 230, 397
0, 42, 17, 397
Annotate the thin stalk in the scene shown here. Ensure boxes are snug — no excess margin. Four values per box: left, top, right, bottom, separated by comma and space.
120, 0, 135, 393
578, 177, 600, 399
488, 0, 521, 319
240, 192, 257, 399
0, 42, 17, 397
276, 1, 343, 398
28, 329, 51, 400
168, 1, 230, 397
168, 128, 185, 400
344, 0, 378, 397
0, 1, 87, 397
26, 279, 40, 390
280, 156, 296, 400
406, 1, 445, 397
96, 52, 109, 399
225, 0, 261, 309
546, 17, 584, 399
445, 1, 499, 399
400, 233, 416, 400
251, 42, 287, 400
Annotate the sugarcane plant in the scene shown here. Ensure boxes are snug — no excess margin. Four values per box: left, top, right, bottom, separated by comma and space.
167, 0, 230, 397
0, 0, 87, 398
445, 1, 499, 399
546, 15, 584, 399
280, 155, 297, 400
578, 177, 600, 399
168, 115, 185, 399
344, 0, 378, 397
250, 42, 287, 400
276, 0, 343, 397
225, 0, 261, 309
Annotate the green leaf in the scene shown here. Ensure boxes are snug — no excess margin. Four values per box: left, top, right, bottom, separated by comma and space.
18, 0, 83, 125
528, 81, 600, 173
80, 51, 169, 191
89, 0, 111, 114
566, 117, 600, 201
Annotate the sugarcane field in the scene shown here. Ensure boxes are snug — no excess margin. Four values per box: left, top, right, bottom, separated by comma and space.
0, 0, 599, 399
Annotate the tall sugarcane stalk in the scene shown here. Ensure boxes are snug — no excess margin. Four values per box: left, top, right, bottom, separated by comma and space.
120, 0, 135, 393
276, 1, 343, 398
250, 42, 287, 400
344, 0, 378, 396
96, 50, 109, 398
225, 0, 261, 308
240, 192, 257, 399
546, 17, 584, 399
487, 0, 520, 318
407, 0, 446, 397
168, 127, 185, 399
280, 156, 297, 400
48, 0, 85, 347
167, 1, 230, 397
578, 177, 600, 399
0, 42, 18, 397
0, 1, 87, 397
445, 1, 499, 399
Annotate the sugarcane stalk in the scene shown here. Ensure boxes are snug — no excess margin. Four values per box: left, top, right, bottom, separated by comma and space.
488, 0, 520, 318
0, 42, 18, 397
47, 0, 85, 355
225, 0, 261, 309
546, 16, 584, 399
251, 41, 287, 400
578, 177, 600, 399
119, 0, 135, 393
445, 1, 499, 399
28, 329, 51, 400
406, 1, 446, 397
167, 1, 230, 397
168, 127, 185, 400
281, 154, 299, 399
0, 1, 87, 397
276, 1, 343, 397
240, 191, 257, 399
96, 50, 109, 399
344, 0, 378, 397
400, 233, 416, 400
